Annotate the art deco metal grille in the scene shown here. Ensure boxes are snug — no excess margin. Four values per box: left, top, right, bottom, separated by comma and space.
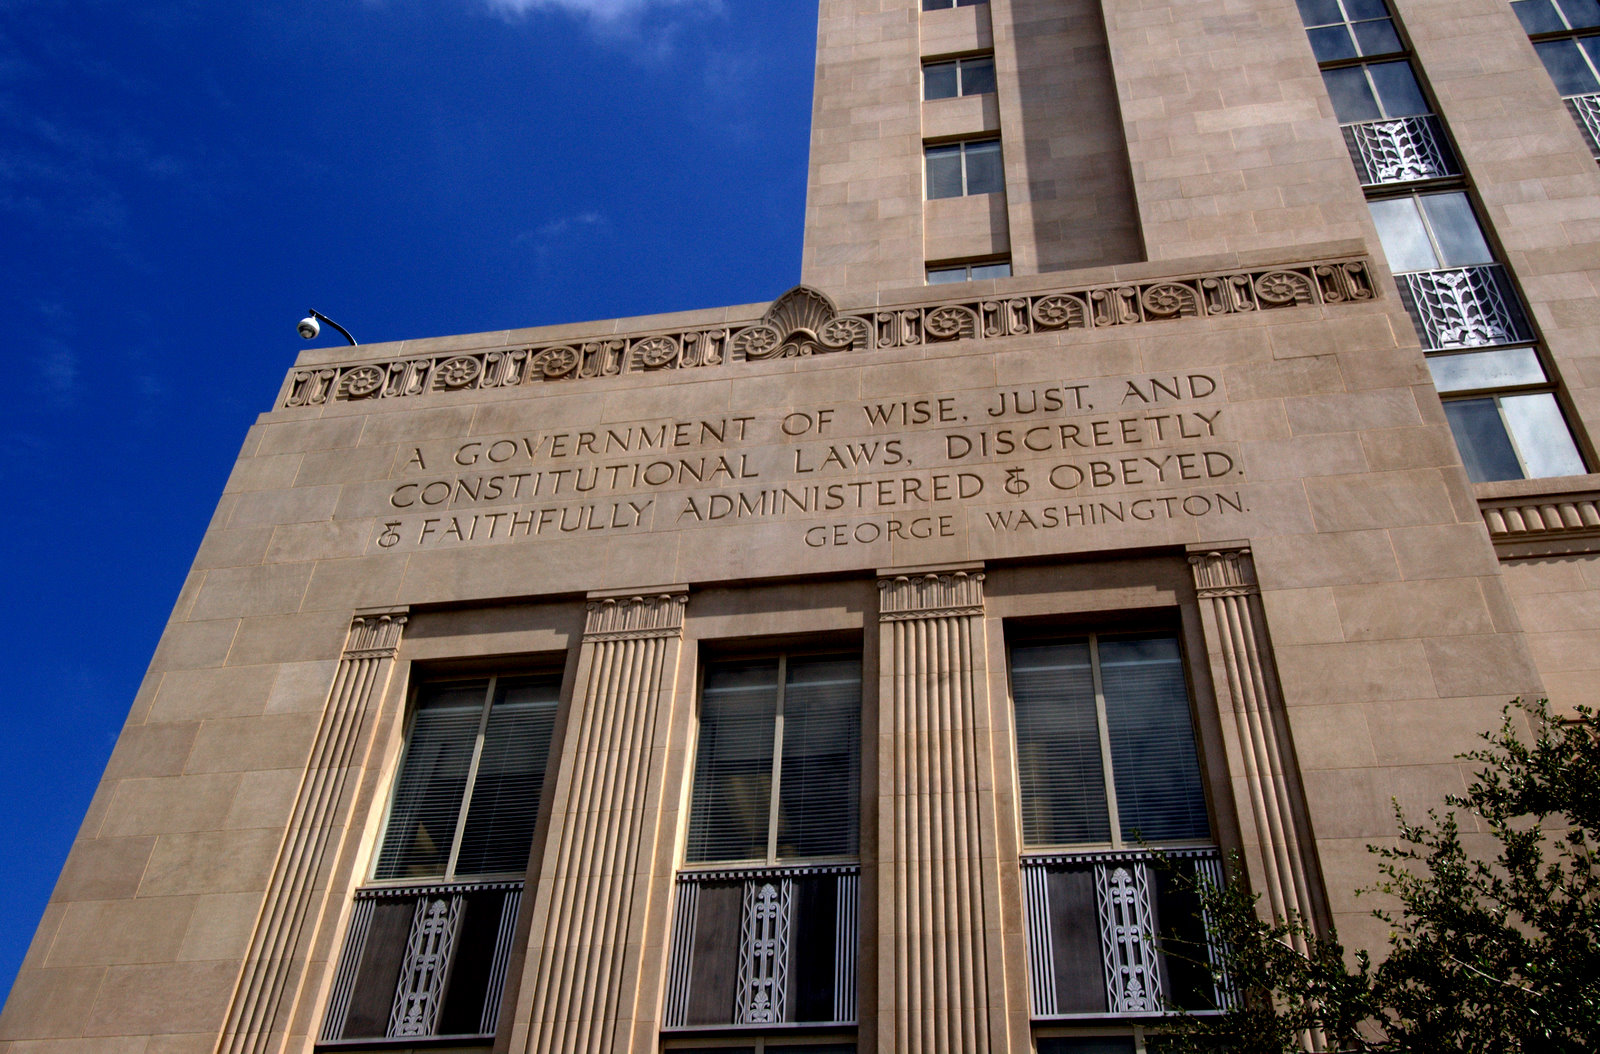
1565, 93, 1600, 157
320, 881, 523, 1043
1394, 264, 1532, 350
1341, 114, 1458, 186
1020, 847, 1231, 1019
664, 865, 859, 1029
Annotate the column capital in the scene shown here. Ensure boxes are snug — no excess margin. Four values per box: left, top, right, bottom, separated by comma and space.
1187, 544, 1258, 598
877, 565, 985, 621
343, 607, 410, 659
583, 588, 689, 641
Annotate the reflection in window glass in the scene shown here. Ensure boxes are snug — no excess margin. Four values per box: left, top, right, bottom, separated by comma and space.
1369, 192, 1492, 272
1322, 61, 1427, 122
925, 140, 1002, 198
1297, 0, 1401, 60
1515, 0, 1600, 32
1444, 399, 1525, 482
1427, 347, 1547, 392
1535, 37, 1600, 95
927, 260, 1011, 283
1502, 393, 1588, 477
1369, 197, 1438, 271
923, 60, 959, 100
1420, 193, 1493, 266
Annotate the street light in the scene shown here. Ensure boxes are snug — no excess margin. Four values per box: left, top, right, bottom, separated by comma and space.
296, 309, 357, 345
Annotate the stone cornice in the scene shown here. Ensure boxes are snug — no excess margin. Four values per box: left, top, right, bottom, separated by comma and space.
583, 592, 689, 640
878, 570, 986, 620
280, 257, 1376, 409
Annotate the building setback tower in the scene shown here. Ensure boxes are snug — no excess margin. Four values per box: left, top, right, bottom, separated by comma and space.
5, 0, 1600, 1052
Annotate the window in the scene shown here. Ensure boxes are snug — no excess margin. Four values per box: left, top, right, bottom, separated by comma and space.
925, 139, 1004, 198
686, 656, 860, 864
923, 55, 997, 99
1295, 0, 1403, 60
1011, 634, 1225, 1020
665, 655, 862, 1031
1012, 634, 1208, 848
1322, 60, 1429, 123
1535, 33, 1600, 95
1367, 191, 1492, 273
1515, 0, 1600, 35
1431, 349, 1586, 480
927, 259, 1011, 284
322, 676, 560, 1044
921, 0, 985, 9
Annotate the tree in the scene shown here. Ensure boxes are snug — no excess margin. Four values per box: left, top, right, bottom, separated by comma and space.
1160, 698, 1600, 1053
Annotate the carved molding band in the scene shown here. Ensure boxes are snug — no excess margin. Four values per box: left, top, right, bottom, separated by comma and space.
1482, 493, 1600, 550
216, 609, 410, 1054
583, 592, 688, 640
878, 570, 986, 619
282, 259, 1377, 408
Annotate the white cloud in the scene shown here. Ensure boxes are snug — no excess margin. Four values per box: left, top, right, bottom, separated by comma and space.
482, 0, 716, 22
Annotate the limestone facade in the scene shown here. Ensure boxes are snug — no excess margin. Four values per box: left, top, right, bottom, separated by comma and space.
6, 1, 1600, 1053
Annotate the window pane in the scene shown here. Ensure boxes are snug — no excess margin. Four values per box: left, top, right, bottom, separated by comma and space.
928, 266, 970, 283
924, 61, 958, 100
1295, 0, 1343, 26
926, 144, 964, 198
1012, 641, 1111, 845
1352, 18, 1403, 56
1420, 192, 1493, 267
961, 56, 997, 95
1368, 196, 1439, 272
1308, 25, 1358, 61
1444, 398, 1525, 482
957, 0, 986, 6
1515, 0, 1568, 33
1561, 0, 1600, 28
970, 261, 1012, 279
963, 139, 1004, 194
1502, 393, 1588, 477
686, 662, 778, 862
1037, 1040, 1136, 1054
1100, 636, 1210, 843
776, 658, 861, 859
1427, 347, 1547, 392
1345, 0, 1391, 19
374, 685, 485, 880
1368, 61, 1429, 117
1536, 39, 1600, 94
922, 0, 949, 9
454, 678, 559, 875
1583, 34, 1600, 73
1323, 66, 1383, 123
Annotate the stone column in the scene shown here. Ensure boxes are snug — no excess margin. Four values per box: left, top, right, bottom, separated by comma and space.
1188, 547, 1321, 933
215, 608, 408, 1054
877, 568, 1007, 1054
515, 590, 688, 1054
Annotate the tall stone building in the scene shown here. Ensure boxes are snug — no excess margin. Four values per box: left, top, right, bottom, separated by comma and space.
5, 0, 1599, 1051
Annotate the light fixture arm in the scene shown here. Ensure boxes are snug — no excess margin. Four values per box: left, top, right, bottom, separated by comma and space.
308, 308, 357, 345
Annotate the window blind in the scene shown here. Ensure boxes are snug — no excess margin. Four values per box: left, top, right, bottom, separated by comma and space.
1100, 636, 1210, 842
776, 658, 861, 859
1011, 642, 1111, 846
686, 663, 778, 863
455, 678, 559, 876
373, 683, 486, 880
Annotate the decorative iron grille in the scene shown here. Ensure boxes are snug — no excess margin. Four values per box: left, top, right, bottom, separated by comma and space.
1394, 264, 1532, 350
664, 864, 859, 1030
320, 881, 522, 1044
1341, 114, 1459, 186
1021, 847, 1232, 1019
1565, 93, 1600, 158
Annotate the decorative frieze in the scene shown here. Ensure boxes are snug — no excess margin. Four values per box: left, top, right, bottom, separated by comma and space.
281, 259, 1377, 408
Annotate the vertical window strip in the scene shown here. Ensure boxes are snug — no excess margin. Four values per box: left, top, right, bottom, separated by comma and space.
373, 684, 488, 881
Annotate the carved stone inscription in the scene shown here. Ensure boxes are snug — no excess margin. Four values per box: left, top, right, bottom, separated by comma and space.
367, 372, 1247, 553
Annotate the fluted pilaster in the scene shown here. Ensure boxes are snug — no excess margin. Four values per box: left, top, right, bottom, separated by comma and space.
215, 609, 408, 1054
877, 569, 1003, 1054
517, 591, 688, 1054
1189, 548, 1320, 933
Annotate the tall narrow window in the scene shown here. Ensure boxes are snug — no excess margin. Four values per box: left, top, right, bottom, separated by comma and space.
1012, 634, 1208, 848
1012, 633, 1225, 1022
322, 675, 560, 1044
1296, 0, 1403, 60
1516, 0, 1600, 156
923, 55, 997, 99
666, 654, 862, 1033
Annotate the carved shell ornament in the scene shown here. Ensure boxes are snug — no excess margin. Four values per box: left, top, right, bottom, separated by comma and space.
533, 345, 580, 377
632, 335, 679, 368
436, 356, 482, 388
344, 364, 386, 398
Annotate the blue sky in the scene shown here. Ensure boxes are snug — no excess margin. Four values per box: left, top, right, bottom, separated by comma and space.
0, 0, 816, 1000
